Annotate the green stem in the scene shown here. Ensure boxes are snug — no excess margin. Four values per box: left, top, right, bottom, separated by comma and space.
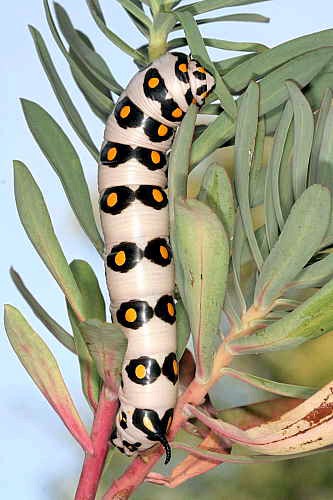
148, 11, 176, 61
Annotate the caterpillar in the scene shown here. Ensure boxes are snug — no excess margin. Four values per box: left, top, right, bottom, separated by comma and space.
99, 52, 215, 463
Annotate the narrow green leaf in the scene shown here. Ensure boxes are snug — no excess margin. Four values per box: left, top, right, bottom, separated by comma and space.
168, 105, 197, 299
278, 124, 294, 221
86, 0, 147, 63
264, 142, 279, 250
215, 54, 256, 75
249, 117, 266, 207
69, 31, 113, 121
198, 162, 235, 239
13, 161, 85, 321
229, 277, 333, 354
54, 3, 122, 94
4, 305, 93, 453
116, 0, 152, 28
231, 213, 247, 315
80, 319, 127, 393
269, 101, 293, 230
10, 268, 75, 354
29, 26, 99, 159
176, 299, 191, 360
67, 260, 105, 410
234, 81, 263, 270
173, 13, 269, 30
176, 11, 237, 119
286, 81, 314, 199
21, 99, 104, 256
224, 29, 333, 93
305, 70, 333, 112
292, 252, 333, 288
176, 0, 270, 16
316, 96, 333, 189
191, 48, 333, 168
204, 37, 268, 53
308, 88, 333, 185
254, 185, 331, 310
221, 368, 316, 399
175, 199, 229, 382
123, 0, 150, 38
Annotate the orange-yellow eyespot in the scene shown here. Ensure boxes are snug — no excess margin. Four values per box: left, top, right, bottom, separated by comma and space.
167, 302, 175, 316
171, 107, 183, 118
107, 192, 117, 207
200, 91, 208, 99
192, 97, 197, 104
173, 359, 178, 375
151, 151, 160, 164
107, 147, 117, 161
160, 245, 169, 259
157, 124, 168, 137
143, 415, 155, 432
179, 63, 187, 73
120, 105, 131, 118
115, 250, 126, 266
125, 308, 137, 322
135, 364, 146, 379
198, 66, 206, 73
148, 77, 160, 88
152, 188, 163, 202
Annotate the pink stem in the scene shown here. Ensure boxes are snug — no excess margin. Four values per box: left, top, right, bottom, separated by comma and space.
75, 386, 118, 500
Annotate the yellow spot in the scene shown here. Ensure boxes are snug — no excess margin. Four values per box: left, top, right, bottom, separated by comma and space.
173, 359, 178, 375
125, 308, 137, 323
143, 415, 155, 433
192, 97, 197, 104
135, 364, 146, 379
200, 91, 208, 99
167, 302, 175, 316
115, 250, 126, 266
171, 107, 183, 118
151, 150, 160, 164
120, 105, 131, 118
166, 416, 172, 431
152, 188, 163, 202
160, 245, 168, 259
198, 66, 206, 73
157, 124, 168, 137
179, 63, 187, 73
107, 192, 117, 207
148, 77, 160, 88
107, 147, 117, 161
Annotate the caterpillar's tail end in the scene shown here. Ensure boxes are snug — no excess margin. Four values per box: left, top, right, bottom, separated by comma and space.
158, 434, 171, 464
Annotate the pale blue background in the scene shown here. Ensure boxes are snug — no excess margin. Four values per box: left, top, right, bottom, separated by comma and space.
1, 1, 332, 498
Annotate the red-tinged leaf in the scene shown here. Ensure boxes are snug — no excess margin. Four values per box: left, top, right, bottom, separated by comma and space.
219, 398, 303, 430
4, 304, 93, 454
188, 380, 333, 455
80, 319, 127, 393
147, 432, 230, 487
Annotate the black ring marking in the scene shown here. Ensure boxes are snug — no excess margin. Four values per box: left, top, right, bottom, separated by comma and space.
160, 98, 185, 123
120, 411, 128, 430
135, 185, 168, 210
174, 52, 190, 83
114, 96, 144, 129
116, 300, 154, 329
100, 186, 135, 215
144, 237, 172, 267
196, 84, 208, 96
162, 353, 178, 385
143, 68, 167, 102
100, 141, 132, 167
143, 117, 174, 143
193, 69, 207, 81
154, 295, 176, 324
107, 242, 144, 273
185, 87, 194, 105
125, 356, 161, 385
135, 146, 167, 170
122, 440, 141, 452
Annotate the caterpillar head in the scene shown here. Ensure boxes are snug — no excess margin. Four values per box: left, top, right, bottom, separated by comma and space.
188, 57, 215, 106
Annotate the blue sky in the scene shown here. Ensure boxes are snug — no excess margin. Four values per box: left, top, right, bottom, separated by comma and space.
1, 1, 332, 498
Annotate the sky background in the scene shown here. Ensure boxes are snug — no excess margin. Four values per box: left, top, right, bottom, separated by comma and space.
1, 1, 333, 498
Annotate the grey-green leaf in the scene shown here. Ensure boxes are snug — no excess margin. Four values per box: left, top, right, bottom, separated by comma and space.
228, 277, 333, 354
198, 162, 235, 239
176, 299, 191, 360
175, 199, 229, 382
80, 319, 127, 393
13, 161, 85, 321
20, 99, 104, 256
254, 185, 331, 310
10, 268, 75, 354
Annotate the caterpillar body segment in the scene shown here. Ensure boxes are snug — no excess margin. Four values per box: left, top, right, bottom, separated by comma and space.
99, 52, 215, 462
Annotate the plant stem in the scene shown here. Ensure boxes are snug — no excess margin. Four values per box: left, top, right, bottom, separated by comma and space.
75, 386, 118, 500
103, 346, 232, 499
